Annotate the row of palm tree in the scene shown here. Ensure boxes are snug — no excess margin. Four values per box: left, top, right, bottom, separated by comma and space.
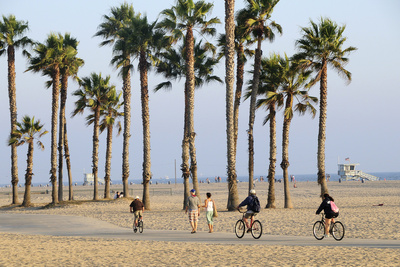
1, 0, 356, 209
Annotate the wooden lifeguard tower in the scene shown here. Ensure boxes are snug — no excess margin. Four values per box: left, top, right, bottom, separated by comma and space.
337, 163, 379, 181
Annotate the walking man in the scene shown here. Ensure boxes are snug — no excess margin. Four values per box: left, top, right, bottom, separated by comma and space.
185, 189, 200, 233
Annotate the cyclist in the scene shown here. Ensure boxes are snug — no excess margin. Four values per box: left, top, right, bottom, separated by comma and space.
316, 193, 339, 237
130, 196, 144, 232
237, 189, 260, 233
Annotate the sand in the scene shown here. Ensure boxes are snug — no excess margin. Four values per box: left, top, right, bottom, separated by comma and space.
1, 180, 399, 266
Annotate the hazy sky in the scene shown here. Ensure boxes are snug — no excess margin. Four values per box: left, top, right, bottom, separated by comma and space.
1, 0, 399, 185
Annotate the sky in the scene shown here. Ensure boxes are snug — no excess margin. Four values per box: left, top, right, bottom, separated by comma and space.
1, 0, 399, 185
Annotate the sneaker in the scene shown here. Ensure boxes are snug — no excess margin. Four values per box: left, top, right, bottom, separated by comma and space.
324, 234, 329, 238
134, 228, 137, 233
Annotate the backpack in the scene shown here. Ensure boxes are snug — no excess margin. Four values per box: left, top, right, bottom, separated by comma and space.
250, 196, 261, 213
330, 201, 339, 213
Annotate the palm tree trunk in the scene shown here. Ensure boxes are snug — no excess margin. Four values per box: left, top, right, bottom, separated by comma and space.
248, 38, 262, 193
318, 63, 329, 198
92, 106, 100, 200
226, 0, 239, 210
185, 27, 200, 199
140, 50, 152, 210
104, 123, 113, 199
22, 142, 34, 207
50, 67, 60, 204
182, 84, 190, 209
266, 105, 276, 208
64, 122, 73, 200
281, 102, 293, 209
233, 44, 244, 155
122, 56, 131, 198
7, 45, 20, 204
58, 74, 68, 201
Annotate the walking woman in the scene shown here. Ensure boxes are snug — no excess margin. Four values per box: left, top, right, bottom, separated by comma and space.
203, 192, 217, 233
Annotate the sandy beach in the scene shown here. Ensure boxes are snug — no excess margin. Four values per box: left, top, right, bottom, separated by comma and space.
1, 180, 399, 266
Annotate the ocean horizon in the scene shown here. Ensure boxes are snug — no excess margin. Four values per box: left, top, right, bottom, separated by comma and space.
2, 171, 399, 188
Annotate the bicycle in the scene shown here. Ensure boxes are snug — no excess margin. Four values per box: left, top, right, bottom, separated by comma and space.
133, 217, 143, 233
235, 210, 262, 239
313, 213, 345, 241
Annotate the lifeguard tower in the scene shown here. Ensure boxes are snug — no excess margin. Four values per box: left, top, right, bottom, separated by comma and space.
83, 173, 105, 185
337, 163, 379, 181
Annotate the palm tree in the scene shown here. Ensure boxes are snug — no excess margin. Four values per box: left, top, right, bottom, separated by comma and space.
8, 116, 48, 207
155, 39, 222, 208
43, 34, 84, 201
72, 73, 115, 201
94, 3, 136, 197
255, 53, 285, 209
293, 17, 357, 197
158, 0, 220, 207
27, 33, 75, 204
265, 55, 317, 208
58, 34, 84, 201
218, 11, 255, 210
240, 0, 282, 193
99, 90, 123, 199
120, 14, 166, 209
0, 15, 33, 205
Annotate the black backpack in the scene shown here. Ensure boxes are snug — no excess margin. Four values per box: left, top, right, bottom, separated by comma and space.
250, 196, 261, 213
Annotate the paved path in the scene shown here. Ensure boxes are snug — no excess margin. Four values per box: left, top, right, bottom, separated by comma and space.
0, 213, 399, 249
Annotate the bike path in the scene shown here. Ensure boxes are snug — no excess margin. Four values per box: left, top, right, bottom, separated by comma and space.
0, 213, 399, 249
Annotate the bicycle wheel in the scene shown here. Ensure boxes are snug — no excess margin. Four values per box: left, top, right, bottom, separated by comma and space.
138, 220, 143, 233
235, 220, 245, 238
331, 221, 345, 241
251, 220, 262, 239
313, 221, 325, 240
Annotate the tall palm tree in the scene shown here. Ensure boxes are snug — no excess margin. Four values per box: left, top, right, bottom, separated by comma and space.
158, 0, 220, 206
58, 34, 84, 201
8, 116, 48, 207
240, 0, 282, 193
266, 55, 317, 208
120, 14, 166, 209
0, 15, 33, 205
72, 73, 115, 201
44, 34, 84, 201
255, 53, 285, 209
293, 17, 357, 197
94, 3, 135, 197
99, 90, 123, 199
27, 33, 75, 204
155, 39, 222, 208
218, 11, 255, 210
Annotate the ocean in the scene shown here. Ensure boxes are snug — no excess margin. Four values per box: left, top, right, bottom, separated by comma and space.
2, 172, 399, 188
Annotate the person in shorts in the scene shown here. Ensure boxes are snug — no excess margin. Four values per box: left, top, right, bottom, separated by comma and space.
130, 196, 144, 231
316, 193, 339, 237
185, 189, 200, 233
237, 189, 259, 233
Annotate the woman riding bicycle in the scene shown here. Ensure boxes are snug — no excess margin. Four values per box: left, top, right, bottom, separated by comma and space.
316, 193, 339, 237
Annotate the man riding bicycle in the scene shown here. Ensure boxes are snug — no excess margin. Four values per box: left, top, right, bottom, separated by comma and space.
130, 196, 144, 232
237, 189, 260, 232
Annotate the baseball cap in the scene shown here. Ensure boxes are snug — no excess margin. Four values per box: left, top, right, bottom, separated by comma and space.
190, 189, 195, 193
250, 189, 256, 195
135, 196, 140, 199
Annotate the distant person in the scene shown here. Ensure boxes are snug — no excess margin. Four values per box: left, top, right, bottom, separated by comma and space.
114, 191, 120, 199
130, 196, 144, 232
316, 193, 339, 238
237, 189, 260, 232
202, 192, 217, 233
185, 189, 200, 233
119, 192, 124, 198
